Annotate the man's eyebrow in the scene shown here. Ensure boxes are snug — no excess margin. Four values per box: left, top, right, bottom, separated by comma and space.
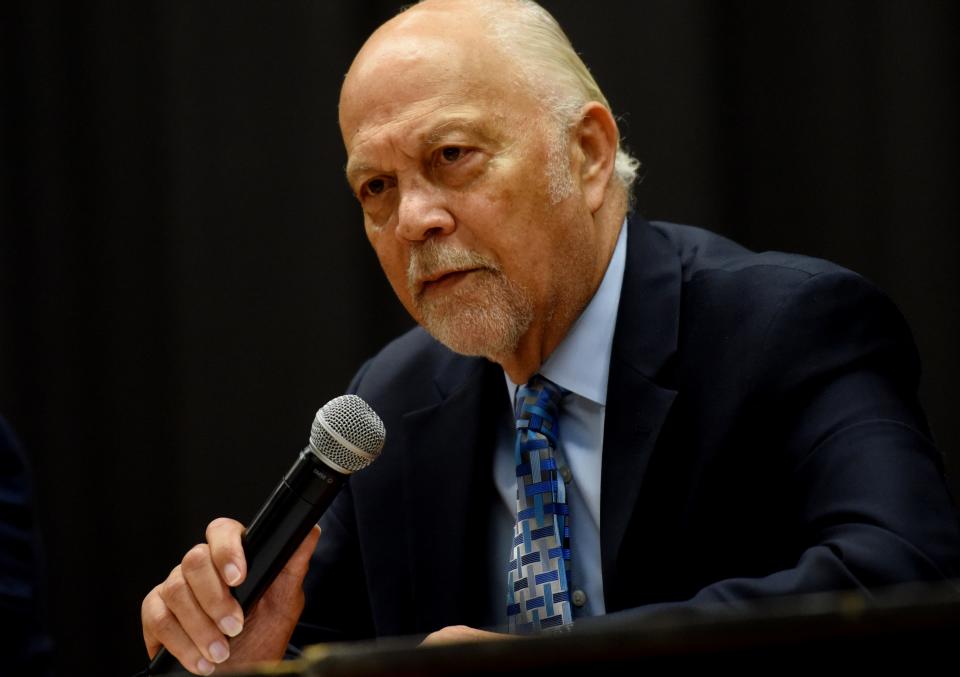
344, 117, 498, 183
424, 118, 495, 145
344, 160, 374, 185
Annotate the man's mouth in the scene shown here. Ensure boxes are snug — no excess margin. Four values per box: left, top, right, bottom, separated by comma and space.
417, 268, 479, 295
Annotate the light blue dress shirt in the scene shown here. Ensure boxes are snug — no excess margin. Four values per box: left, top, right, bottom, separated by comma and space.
492, 220, 627, 620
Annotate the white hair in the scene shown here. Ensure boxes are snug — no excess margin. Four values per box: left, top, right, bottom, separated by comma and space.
473, 0, 643, 196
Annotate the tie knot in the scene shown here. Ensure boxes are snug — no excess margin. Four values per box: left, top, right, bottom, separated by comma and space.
514, 375, 567, 438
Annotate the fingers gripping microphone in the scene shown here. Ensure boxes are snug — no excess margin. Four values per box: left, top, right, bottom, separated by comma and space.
147, 395, 385, 675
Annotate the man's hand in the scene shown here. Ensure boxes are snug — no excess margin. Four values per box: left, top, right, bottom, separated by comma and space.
420, 625, 515, 646
141, 518, 320, 676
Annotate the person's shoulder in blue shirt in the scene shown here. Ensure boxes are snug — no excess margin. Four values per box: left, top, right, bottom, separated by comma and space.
1, 414, 54, 676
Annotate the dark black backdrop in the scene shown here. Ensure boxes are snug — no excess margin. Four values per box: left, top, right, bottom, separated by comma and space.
1, 1, 957, 674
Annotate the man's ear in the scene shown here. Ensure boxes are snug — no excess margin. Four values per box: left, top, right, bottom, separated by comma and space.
573, 102, 619, 214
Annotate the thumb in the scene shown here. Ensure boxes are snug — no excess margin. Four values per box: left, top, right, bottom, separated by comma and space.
240, 525, 321, 633
285, 524, 321, 580
227, 526, 321, 664
259, 525, 321, 603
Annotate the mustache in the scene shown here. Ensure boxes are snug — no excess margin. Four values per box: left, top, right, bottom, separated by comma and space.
407, 240, 499, 292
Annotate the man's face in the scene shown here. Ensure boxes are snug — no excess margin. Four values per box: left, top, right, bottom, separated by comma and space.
339, 10, 598, 364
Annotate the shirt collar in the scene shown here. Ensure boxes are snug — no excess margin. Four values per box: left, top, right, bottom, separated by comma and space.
505, 219, 628, 406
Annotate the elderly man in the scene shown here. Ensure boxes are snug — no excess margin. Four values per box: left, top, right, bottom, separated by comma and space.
141, 1, 960, 674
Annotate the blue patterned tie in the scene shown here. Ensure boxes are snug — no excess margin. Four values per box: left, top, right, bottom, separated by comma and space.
506, 375, 572, 633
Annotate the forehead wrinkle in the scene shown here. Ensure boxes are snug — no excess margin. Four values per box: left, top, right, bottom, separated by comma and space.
345, 135, 421, 184
347, 97, 475, 145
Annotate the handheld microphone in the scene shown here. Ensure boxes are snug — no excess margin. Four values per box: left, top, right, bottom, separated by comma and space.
147, 394, 385, 675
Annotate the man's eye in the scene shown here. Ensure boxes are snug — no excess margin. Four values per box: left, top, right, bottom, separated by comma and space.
439, 146, 464, 163
364, 178, 387, 196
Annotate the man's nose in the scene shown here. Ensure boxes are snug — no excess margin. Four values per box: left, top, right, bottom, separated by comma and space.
395, 184, 455, 242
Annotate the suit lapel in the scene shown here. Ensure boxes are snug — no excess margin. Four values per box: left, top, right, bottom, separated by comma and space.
400, 356, 504, 631
600, 219, 681, 609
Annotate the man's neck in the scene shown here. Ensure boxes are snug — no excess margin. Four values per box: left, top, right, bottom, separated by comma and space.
498, 206, 626, 384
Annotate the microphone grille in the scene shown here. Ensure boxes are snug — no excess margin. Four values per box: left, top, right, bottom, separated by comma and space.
308, 395, 385, 474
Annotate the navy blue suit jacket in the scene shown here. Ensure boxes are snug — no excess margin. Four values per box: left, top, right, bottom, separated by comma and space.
293, 218, 960, 645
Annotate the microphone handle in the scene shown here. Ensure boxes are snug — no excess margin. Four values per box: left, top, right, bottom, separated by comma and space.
147, 449, 346, 674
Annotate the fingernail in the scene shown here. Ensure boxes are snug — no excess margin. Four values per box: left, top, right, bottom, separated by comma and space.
196, 657, 215, 675
219, 615, 243, 637
209, 640, 230, 663
223, 562, 241, 585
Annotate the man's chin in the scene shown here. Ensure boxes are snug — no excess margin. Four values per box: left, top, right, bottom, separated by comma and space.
424, 323, 516, 361
417, 309, 527, 362
412, 275, 534, 362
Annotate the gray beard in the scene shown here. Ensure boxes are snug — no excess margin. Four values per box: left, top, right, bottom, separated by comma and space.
407, 241, 534, 361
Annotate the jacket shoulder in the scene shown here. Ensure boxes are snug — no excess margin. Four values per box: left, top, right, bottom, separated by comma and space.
649, 220, 853, 283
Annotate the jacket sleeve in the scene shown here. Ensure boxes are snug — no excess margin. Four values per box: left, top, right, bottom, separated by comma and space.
615, 271, 960, 621
749, 271, 960, 588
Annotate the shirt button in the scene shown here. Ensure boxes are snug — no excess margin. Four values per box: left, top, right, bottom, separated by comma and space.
571, 589, 587, 607
559, 466, 573, 483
